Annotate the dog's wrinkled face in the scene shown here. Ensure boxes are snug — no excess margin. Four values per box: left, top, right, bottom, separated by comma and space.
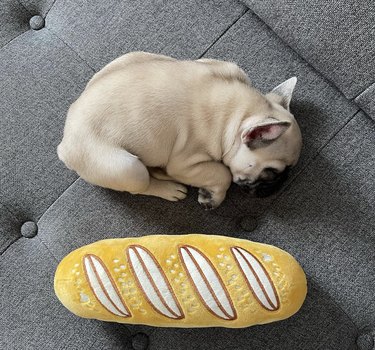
226, 77, 302, 197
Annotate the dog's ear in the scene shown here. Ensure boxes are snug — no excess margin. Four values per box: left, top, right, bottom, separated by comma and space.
267, 77, 297, 111
241, 121, 291, 148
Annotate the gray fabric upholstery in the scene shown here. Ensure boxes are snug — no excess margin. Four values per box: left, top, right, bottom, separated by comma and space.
356, 83, 375, 121
1, 0, 374, 349
0, 204, 21, 254
0, 29, 89, 229
243, 0, 375, 100
0, 0, 31, 47
19, 0, 56, 17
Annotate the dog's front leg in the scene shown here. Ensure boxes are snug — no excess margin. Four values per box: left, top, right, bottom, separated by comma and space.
168, 161, 232, 209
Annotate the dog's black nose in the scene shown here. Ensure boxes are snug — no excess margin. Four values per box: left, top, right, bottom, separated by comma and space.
236, 179, 249, 186
236, 167, 291, 197
254, 167, 290, 198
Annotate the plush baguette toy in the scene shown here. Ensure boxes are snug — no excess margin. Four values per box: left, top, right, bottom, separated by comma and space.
54, 234, 307, 328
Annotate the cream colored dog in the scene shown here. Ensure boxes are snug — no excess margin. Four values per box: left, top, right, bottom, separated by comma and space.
57, 52, 302, 209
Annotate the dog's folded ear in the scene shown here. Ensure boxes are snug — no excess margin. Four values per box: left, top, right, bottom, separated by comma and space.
241, 121, 291, 148
267, 77, 297, 111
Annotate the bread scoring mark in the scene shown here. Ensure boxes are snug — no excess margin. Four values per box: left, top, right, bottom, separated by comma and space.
179, 245, 237, 320
216, 246, 252, 307
231, 247, 280, 311
83, 254, 131, 317
126, 245, 184, 319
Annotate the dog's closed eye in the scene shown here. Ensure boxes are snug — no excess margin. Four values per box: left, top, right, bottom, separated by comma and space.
261, 168, 279, 180
264, 167, 279, 173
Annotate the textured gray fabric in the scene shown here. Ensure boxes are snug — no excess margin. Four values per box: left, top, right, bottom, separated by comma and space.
249, 112, 375, 328
150, 283, 358, 349
201, 11, 359, 217
243, 0, 375, 99
355, 83, 375, 121
38, 181, 241, 260
45, 0, 247, 71
19, 0, 57, 17
0, 204, 21, 254
0, 0, 30, 47
0, 29, 91, 226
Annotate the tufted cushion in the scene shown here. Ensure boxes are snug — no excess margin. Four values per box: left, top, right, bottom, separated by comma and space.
243, 0, 375, 101
18, 0, 57, 17
0, 0, 30, 47
45, 0, 249, 70
0, 29, 91, 248
1, 0, 374, 349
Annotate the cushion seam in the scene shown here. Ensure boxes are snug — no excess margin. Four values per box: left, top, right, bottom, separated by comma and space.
0, 30, 30, 51
353, 82, 375, 121
354, 81, 375, 100
36, 177, 81, 225
198, 8, 249, 59
18, 0, 58, 18
45, 27, 96, 72
0, 237, 22, 256
37, 236, 58, 262
43, 0, 59, 17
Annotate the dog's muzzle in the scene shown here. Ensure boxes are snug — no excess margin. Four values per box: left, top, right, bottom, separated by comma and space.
236, 167, 291, 198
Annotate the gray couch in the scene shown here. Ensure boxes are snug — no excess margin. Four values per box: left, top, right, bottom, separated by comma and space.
1, 0, 374, 349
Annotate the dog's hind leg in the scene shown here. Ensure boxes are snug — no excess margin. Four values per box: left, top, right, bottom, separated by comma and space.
58, 142, 187, 201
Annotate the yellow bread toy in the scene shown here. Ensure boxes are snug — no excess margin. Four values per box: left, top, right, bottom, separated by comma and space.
54, 234, 307, 328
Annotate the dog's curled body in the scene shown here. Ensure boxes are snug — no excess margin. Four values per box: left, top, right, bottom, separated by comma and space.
58, 52, 302, 208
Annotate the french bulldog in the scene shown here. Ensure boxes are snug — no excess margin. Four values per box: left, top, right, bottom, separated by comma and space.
57, 52, 302, 209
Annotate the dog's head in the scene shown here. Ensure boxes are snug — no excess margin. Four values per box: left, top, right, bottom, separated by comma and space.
224, 77, 302, 197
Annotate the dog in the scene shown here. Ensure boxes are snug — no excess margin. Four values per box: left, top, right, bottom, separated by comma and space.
57, 52, 302, 209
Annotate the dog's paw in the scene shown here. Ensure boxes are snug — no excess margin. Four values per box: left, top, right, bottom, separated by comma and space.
198, 189, 217, 210
159, 182, 188, 202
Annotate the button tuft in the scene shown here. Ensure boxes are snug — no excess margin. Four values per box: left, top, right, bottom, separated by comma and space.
29, 16, 45, 30
131, 332, 149, 350
21, 221, 38, 238
239, 216, 258, 232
